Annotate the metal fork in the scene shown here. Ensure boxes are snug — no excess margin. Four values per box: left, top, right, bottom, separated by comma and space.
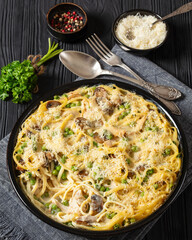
86, 33, 181, 102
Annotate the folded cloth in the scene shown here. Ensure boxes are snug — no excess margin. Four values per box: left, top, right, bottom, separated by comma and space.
0, 44, 191, 240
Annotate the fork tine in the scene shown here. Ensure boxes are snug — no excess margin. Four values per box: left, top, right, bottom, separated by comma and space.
86, 38, 106, 60
86, 37, 109, 60
93, 33, 113, 56
90, 34, 112, 58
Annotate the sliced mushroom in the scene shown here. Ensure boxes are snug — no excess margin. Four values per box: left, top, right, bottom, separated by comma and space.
94, 87, 114, 115
75, 117, 103, 130
93, 132, 104, 144
76, 215, 97, 226
127, 170, 136, 179
75, 117, 92, 130
155, 180, 166, 188
16, 166, 25, 172
33, 125, 41, 131
46, 101, 61, 109
90, 194, 103, 214
136, 164, 147, 174
42, 151, 55, 167
94, 87, 108, 98
45, 151, 55, 161
78, 169, 89, 179
68, 93, 81, 100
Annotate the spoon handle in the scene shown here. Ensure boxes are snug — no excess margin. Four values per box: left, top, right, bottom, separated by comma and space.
102, 69, 181, 115
161, 2, 192, 22
118, 62, 181, 100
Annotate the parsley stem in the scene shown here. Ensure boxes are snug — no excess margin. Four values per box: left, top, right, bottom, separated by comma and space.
36, 38, 63, 67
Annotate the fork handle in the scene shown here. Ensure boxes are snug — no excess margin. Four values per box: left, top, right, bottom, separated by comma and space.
116, 63, 181, 100
102, 69, 181, 115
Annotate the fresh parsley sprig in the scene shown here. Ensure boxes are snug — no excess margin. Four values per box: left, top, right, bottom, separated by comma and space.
0, 38, 63, 103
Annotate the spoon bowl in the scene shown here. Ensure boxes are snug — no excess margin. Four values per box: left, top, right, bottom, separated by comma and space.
59, 51, 101, 79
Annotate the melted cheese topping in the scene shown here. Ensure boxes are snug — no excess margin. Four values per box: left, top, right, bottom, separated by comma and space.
115, 14, 167, 49
13, 84, 181, 230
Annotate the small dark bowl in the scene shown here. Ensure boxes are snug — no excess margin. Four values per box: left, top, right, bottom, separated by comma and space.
112, 9, 169, 55
47, 2, 88, 42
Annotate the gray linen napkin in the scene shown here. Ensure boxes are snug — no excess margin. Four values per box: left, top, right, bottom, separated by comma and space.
0, 44, 192, 240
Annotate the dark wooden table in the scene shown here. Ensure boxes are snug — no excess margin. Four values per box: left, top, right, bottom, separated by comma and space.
0, 0, 191, 239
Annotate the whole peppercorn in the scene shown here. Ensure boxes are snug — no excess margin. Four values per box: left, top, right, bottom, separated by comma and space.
51, 10, 84, 33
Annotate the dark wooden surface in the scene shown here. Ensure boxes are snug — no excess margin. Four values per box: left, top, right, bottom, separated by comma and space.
0, 0, 191, 239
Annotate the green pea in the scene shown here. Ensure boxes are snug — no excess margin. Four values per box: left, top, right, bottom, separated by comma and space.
54, 95, 60, 100
26, 171, 32, 178
145, 127, 152, 131
130, 218, 136, 224
124, 103, 130, 109
56, 165, 61, 171
113, 223, 120, 230
121, 179, 127, 184
93, 141, 98, 147
154, 184, 158, 190
106, 133, 113, 140
63, 200, 69, 206
118, 115, 124, 120
52, 169, 58, 176
95, 184, 100, 190
68, 130, 74, 135
164, 148, 171, 156
106, 212, 116, 219
85, 94, 90, 98
122, 111, 128, 117
87, 162, 93, 168
126, 158, 131, 164
44, 203, 50, 208
140, 191, 144, 197
77, 101, 81, 106
16, 155, 21, 161
62, 94, 68, 98
152, 126, 159, 132
65, 128, 70, 132
61, 171, 67, 180
65, 103, 71, 108
21, 142, 27, 149
61, 155, 68, 164
42, 145, 47, 151
119, 104, 125, 109
100, 186, 106, 192
17, 149, 24, 154
105, 187, 110, 191
55, 115, 60, 119
51, 204, 57, 210
30, 178, 36, 185
71, 165, 78, 172
43, 126, 50, 130
131, 145, 139, 152
70, 103, 76, 107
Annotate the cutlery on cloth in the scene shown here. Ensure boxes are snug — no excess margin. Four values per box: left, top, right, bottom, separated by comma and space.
86, 33, 182, 101
59, 50, 181, 115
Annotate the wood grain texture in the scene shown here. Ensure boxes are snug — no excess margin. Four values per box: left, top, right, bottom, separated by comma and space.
0, 0, 191, 239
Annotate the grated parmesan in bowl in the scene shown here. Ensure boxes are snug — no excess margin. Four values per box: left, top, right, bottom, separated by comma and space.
114, 13, 167, 50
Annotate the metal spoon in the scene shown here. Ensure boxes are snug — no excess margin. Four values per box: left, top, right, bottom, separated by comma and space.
59, 51, 181, 115
152, 2, 192, 27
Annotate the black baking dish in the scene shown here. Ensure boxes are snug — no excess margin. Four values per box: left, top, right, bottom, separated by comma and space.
7, 79, 188, 238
